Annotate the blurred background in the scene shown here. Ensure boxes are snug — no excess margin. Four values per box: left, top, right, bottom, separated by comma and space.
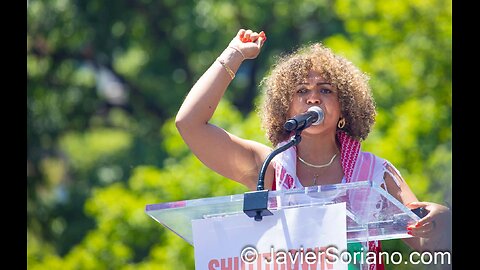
27, 0, 451, 269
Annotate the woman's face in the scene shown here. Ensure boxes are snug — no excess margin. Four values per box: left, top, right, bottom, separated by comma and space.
287, 70, 341, 134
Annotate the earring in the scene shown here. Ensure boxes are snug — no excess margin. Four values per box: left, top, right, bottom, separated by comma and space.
337, 118, 346, 129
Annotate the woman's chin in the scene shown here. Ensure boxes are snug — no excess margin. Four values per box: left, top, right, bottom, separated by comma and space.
302, 125, 336, 136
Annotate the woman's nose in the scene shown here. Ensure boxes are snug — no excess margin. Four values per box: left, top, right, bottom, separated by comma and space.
306, 90, 322, 104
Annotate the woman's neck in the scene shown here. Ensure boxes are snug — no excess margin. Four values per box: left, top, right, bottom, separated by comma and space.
295, 132, 344, 186
295, 133, 339, 163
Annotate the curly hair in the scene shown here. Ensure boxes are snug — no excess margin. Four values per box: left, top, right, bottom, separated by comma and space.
259, 43, 376, 146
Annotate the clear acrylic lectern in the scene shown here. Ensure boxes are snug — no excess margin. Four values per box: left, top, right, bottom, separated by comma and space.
145, 181, 419, 245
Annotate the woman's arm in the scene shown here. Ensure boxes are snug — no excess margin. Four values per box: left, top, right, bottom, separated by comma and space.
175, 29, 272, 190
405, 201, 452, 252
383, 164, 452, 252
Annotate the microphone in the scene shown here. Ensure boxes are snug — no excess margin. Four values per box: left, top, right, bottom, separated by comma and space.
284, 106, 324, 132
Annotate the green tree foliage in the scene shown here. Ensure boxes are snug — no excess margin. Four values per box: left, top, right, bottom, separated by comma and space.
28, 0, 451, 269
328, 0, 452, 205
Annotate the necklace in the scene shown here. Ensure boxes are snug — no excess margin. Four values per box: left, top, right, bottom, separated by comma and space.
297, 153, 338, 169
313, 174, 319, 186
298, 152, 338, 186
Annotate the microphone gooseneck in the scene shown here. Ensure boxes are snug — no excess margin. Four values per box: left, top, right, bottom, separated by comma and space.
243, 106, 324, 222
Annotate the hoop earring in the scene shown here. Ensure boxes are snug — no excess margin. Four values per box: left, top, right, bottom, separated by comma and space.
337, 118, 346, 129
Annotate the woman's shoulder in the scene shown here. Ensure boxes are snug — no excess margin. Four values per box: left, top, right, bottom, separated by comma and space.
356, 151, 404, 187
356, 151, 386, 168
357, 151, 397, 168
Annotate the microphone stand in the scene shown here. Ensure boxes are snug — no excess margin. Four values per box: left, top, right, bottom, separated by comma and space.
243, 129, 303, 221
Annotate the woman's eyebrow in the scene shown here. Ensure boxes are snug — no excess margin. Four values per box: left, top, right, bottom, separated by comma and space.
316, 82, 332, 86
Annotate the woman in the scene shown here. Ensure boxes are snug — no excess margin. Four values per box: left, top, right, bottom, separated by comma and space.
175, 29, 451, 269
